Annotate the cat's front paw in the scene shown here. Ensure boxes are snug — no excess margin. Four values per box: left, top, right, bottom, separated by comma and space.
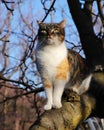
44, 104, 52, 110
52, 102, 62, 109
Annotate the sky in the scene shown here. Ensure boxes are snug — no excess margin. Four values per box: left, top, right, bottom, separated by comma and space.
9, 0, 80, 48
0, 0, 80, 92
0, 0, 100, 91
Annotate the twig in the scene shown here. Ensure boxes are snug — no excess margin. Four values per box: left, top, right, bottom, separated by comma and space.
0, 87, 44, 104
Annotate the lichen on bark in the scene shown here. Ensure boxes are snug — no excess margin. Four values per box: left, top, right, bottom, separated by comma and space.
29, 90, 96, 130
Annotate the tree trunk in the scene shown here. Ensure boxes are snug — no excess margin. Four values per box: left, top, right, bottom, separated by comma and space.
67, 0, 104, 69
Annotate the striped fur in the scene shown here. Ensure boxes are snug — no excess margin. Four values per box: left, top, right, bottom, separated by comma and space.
36, 20, 92, 110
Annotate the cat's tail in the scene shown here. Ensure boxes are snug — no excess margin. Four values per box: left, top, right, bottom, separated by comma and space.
77, 74, 92, 95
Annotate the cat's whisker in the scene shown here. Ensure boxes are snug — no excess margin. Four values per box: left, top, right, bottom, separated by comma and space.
37, 39, 46, 48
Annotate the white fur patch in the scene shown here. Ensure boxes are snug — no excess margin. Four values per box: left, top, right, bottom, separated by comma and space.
36, 42, 68, 80
52, 80, 66, 108
36, 41, 69, 110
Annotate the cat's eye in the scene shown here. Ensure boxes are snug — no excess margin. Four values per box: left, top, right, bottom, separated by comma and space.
40, 30, 47, 34
54, 29, 58, 33
52, 29, 59, 33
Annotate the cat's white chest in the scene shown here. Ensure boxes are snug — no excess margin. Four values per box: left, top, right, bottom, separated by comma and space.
36, 42, 67, 78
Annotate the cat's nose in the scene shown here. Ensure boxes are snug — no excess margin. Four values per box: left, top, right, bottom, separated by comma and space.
48, 30, 53, 35
47, 35, 52, 39
48, 32, 51, 36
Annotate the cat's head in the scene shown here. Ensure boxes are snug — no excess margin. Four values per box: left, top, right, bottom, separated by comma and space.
37, 20, 66, 46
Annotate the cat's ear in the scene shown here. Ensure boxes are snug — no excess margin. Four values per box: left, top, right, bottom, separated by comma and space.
37, 20, 42, 25
59, 19, 66, 28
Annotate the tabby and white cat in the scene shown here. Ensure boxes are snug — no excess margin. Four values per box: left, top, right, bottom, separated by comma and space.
35, 20, 92, 110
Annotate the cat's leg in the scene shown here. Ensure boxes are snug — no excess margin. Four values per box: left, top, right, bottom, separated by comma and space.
52, 80, 66, 109
43, 79, 53, 110
44, 87, 53, 110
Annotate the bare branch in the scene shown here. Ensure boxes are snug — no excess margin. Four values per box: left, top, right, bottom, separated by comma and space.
0, 86, 44, 104
0, 75, 40, 90
96, 0, 104, 26
1, 0, 15, 13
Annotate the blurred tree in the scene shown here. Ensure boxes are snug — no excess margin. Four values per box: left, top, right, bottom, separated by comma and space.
0, 0, 104, 130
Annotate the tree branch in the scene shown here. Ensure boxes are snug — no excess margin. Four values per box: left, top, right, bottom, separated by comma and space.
29, 71, 104, 130
1, 0, 14, 13
67, 0, 104, 69
0, 86, 44, 104
96, 0, 104, 26
29, 91, 96, 130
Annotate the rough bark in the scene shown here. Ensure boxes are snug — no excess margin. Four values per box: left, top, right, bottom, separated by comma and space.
29, 72, 104, 130
88, 72, 104, 118
29, 92, 96, 130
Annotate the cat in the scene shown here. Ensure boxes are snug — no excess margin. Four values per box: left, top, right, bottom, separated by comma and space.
35, 19, 92, 110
